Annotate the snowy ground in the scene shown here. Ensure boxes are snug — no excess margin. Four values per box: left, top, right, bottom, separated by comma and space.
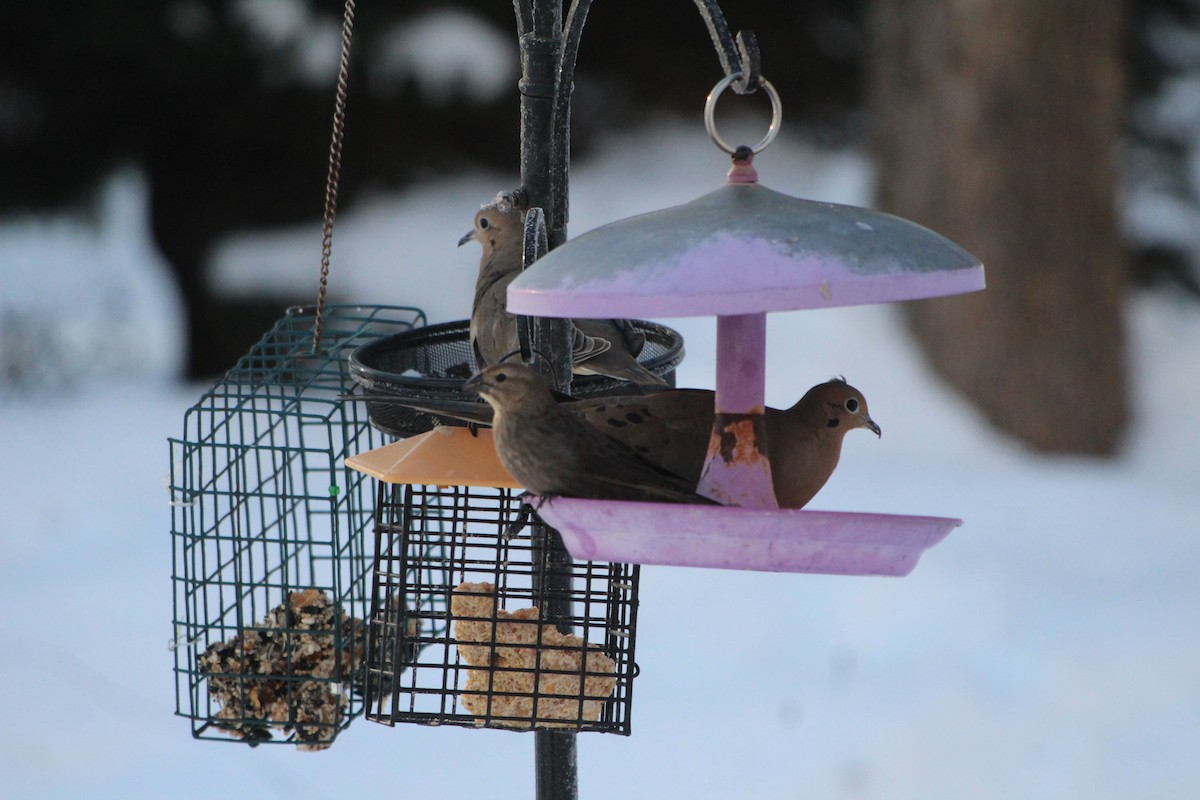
1, 123, 1198, 799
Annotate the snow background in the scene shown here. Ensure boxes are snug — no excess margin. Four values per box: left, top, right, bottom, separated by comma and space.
2, 15, 1199, 793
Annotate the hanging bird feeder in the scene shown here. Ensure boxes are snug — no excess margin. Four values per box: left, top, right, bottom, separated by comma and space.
506, 73, 985, 575
170, 0, 984, 795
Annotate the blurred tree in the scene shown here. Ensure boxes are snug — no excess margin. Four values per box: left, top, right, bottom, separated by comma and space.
1, 0, 865, 378
1126, 0, 1200, 295
868, 0, 1130, 455
0, 1, 523, 376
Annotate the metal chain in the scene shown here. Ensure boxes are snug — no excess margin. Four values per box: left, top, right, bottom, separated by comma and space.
312, 0, 357, 355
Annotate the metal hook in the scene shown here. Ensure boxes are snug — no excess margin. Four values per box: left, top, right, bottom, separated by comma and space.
522, 207, 549, 269
733, 30, 761, 94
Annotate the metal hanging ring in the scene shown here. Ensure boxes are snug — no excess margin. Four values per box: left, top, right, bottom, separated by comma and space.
704, 72, 782, 155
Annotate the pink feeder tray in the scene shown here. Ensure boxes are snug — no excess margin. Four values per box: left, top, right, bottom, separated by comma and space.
534, 498, 961, 577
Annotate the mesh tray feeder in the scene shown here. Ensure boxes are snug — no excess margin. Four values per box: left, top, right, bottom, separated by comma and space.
348, 318, 684, 437
363, 484, 639, 734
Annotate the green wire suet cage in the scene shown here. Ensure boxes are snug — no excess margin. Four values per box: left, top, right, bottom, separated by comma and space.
168, 304, 430, 748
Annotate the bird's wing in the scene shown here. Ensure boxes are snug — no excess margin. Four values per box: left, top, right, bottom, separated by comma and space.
569, 324, 612, 362
470, 268, 519, 367
570, 318, 665, 386
606, 318, 647, 357
566, 390, 714, 481
568, 414, 714, 504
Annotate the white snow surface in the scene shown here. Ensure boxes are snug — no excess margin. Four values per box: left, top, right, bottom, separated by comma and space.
1, 124, 1198, 799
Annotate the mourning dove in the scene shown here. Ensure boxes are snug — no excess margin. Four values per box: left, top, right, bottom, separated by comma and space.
461, 196, 666, 385
463, 364, 712, 503
356, 377, 880, 509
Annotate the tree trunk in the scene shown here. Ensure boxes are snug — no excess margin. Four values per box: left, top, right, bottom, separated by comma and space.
868, 0, 1129, 454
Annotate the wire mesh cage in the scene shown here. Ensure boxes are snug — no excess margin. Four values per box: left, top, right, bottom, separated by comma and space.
349, 318, 685, 437
168, 304, 428, 748
365, 483, 640, 735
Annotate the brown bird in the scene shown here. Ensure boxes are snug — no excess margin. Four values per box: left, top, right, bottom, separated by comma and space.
759, 379, 881, 507
357, 377, 881, 509
461, 197, 666, 385
463, 363, 711, 503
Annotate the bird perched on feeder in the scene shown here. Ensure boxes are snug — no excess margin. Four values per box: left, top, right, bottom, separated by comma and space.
464, 363, 711, 503
369, 375, 880, 509
462, 193, 666, 385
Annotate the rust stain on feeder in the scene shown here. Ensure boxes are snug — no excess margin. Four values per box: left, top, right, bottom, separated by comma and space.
716, 414, 768, 463
699, 413, 778, 508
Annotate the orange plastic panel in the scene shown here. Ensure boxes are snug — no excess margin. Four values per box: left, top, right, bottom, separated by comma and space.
344, 426, 520, 488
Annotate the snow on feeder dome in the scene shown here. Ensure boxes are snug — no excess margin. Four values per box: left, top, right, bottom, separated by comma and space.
505, 76, 986, 576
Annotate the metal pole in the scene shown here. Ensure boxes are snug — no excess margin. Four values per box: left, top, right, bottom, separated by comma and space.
519, 2, 573, 393
531, 525, 578, 800
520, 4, 577, 799
512, 4, 747, 797
518, 30, 561, 236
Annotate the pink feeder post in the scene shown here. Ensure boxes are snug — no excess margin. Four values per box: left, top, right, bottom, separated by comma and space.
506, 89, 984, 576
700, 312, 777, 508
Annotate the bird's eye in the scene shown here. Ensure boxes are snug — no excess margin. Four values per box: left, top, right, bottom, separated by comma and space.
479, 217, 490, 229
844, 397, 859, 413
494, 372, 507, 383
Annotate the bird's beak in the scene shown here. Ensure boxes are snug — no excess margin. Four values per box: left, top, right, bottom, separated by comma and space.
864, 415, 881, 437
458, 229, 476, 247
463, 373, 486, 394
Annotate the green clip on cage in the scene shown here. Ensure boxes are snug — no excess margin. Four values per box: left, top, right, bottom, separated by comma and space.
168, 304, 428, 748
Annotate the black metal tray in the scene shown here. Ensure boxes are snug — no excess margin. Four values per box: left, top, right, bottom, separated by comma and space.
348, 319, 685, 437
